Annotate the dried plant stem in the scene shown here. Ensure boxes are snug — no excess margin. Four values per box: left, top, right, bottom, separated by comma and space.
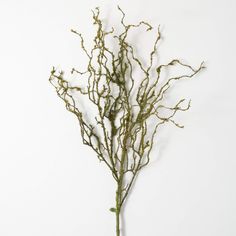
116, 185, 121, 236
49, 6, 204, 235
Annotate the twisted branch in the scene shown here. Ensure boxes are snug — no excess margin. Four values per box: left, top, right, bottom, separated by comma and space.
49, 6, 205, 236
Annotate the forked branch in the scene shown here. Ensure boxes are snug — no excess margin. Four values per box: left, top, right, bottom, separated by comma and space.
49, 6, 205, 236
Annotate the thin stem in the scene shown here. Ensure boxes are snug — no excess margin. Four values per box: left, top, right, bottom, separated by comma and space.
116, 184, 122, 236
116, 207, 120, 236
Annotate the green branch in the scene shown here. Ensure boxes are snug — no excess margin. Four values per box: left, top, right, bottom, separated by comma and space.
49, 5, 205, 236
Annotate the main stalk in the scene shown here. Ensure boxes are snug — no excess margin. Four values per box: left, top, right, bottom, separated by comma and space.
115, 181, 122, 236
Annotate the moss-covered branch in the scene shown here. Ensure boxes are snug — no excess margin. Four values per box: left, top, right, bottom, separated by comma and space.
49, 6, 205, 236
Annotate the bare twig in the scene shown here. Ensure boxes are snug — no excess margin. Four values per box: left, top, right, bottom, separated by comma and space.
49, 6, 205, 236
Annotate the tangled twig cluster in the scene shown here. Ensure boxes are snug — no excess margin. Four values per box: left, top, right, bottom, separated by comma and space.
49, 6, 204, 236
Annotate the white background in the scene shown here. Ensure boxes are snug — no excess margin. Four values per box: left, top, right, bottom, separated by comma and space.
0, 0, 236, 235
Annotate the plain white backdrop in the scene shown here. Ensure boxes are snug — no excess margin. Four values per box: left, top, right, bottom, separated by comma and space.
0, 0, 236, 235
